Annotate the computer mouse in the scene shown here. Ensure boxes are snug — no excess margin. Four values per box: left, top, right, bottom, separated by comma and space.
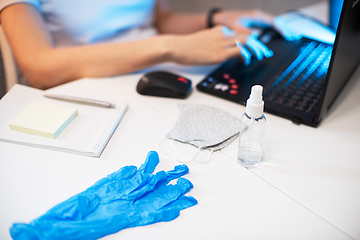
136, 71, 192, 99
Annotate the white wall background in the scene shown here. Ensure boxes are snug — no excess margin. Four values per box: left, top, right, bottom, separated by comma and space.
168, 0, 324, 15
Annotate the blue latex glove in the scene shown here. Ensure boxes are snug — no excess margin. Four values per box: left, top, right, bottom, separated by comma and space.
275, 12, 335, 44
238, 16, 302, 41
239, 14, 335, 44
223, 26, 274, 66
273, 16, 303, 41
10, 151, 197, 240
245, 32, 274, 63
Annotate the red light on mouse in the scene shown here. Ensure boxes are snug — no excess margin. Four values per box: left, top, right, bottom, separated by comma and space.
177, 77, 187, 83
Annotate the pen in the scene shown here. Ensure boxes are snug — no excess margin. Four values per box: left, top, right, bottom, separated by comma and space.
44, 94, 116, 108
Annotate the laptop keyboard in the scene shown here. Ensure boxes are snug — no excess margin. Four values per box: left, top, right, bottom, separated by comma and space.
263, 41, 332, 114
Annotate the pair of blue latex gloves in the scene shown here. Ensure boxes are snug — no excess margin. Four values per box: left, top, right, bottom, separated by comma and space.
224, 16, 302, 65
10, 151, 197, 240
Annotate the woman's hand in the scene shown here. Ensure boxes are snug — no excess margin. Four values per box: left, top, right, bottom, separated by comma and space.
213, 9, 274, 35
165, 26, 244, 65
213, 9, 301, 41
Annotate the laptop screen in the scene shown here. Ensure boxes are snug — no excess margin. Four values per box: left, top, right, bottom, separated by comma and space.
317, 0, 360, 121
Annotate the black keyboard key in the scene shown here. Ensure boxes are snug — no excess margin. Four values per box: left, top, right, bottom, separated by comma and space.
295, 105, 305, 111
285, 102, 295, 108
306, 107, 315, 113
265, 95, 275, 102
295, 89, 305, 96
306, 92, 315, 98
264, 41, 332, 114
291, 94, 302, 101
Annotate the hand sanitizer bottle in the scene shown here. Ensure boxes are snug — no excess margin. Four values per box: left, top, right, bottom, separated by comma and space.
238, 85, 266, 168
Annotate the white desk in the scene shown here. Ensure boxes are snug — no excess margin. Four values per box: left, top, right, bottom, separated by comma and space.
1, 2, 359, 240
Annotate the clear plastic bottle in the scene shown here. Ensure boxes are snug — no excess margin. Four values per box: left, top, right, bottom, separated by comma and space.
238, 85, 266, 168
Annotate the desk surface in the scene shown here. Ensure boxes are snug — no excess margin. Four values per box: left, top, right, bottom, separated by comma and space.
1, 2, 359, 240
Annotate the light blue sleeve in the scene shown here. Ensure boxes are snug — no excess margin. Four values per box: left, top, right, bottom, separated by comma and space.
0, 0, 41, 13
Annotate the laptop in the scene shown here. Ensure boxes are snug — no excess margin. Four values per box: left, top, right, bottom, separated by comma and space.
196, 0, 360, 127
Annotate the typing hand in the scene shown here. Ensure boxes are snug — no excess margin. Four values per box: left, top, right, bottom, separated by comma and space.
223, 26, 273, 66
275, 12, 335, 44
212, 9, 299, 41
237, 16, 302, 41
10, 151, 197, 240
272, 16, 302, 41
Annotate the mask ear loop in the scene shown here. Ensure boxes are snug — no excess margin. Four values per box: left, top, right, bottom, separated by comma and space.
158, 138, 215, 164
171, 139, 204, 163
157, 138, 202, 164
157, 137, 168, 155
157, 137, 179, 162
195, 149, 214, 164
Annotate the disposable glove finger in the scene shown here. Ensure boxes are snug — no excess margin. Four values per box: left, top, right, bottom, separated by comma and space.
129, 195, 198, 228
165, 195, 198, 212
273, 16, 302, 41
128, 178, 196, 227
174, 177, 194, 195
156, 164, 189, 186
136, 178, 194, 211
245, 35, 273, 61
236, 41, 252, 66
242, 47, 252, 66
245, 37, 263, 61
157, 195, 198, 222
248, 36, 274, 58
10, 223, 40, 240
125, 164, 189, 200
138, 151, 159, 174
222, 26, 235, 37
96, 151, 160, 201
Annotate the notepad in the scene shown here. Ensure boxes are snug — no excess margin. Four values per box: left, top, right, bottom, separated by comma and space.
9, 100, 78, 138
0, 84, 128, 157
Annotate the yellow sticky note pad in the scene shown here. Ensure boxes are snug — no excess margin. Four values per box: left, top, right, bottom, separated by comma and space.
9, 100, 78, 138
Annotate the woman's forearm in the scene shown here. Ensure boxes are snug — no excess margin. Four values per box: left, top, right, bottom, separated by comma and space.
30, 38, 173, 89
156, 12, 207, 34
155, 0, 207, 34
1, 3, 172, 89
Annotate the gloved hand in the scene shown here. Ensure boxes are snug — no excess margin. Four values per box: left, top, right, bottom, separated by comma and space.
10, 151, 197, 240
223, 26, 274, 66
238, 16, 302, 41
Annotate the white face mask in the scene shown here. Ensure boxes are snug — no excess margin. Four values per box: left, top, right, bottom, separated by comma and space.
159, 104, 243, 163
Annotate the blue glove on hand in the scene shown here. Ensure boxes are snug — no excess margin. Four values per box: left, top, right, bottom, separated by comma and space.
223, 26, 274, 66
10, 151, 197, 240
241, 32, 274, 65
238, 16, 302, 41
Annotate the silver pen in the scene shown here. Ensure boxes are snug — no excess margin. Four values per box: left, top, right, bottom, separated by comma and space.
44, 94, 116, 108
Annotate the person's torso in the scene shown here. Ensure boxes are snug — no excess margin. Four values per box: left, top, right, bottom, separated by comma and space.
39, 0, 157, 46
